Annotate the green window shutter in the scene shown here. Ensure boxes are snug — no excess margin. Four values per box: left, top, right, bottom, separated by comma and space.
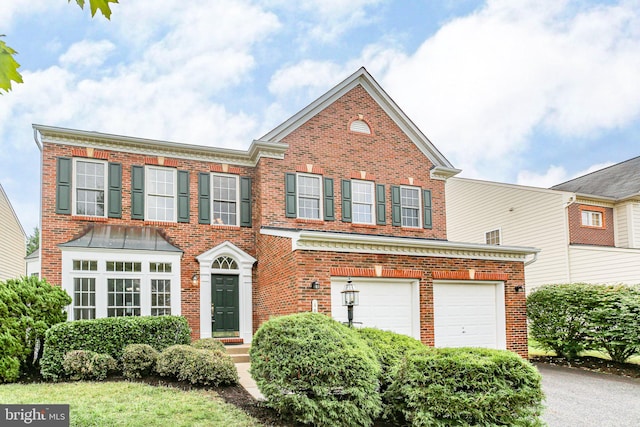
107, 162, 122, 218
324, 177, 335, 221
177, 170, 190, 223
285, 173, 297, 218
341, 179, 352, 223
376, 183, 386, 225
56, 157, 72, 215
240, 176, 252, 227
391, 185, 401, 226
198, 172, 210, 224
131, 166, 145, 220
423, 189, 432, 229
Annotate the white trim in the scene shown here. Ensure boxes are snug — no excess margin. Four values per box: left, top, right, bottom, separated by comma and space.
260, 228, 539, 262
145, 165, 178, 222
432, 280, 506, 350
211, 173, 240, 226
72, 157, 108, 218
197, 241, 257, 343
61, 248, 182, 320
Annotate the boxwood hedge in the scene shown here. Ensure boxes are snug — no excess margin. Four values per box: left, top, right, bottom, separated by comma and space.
40, 315, 190, 380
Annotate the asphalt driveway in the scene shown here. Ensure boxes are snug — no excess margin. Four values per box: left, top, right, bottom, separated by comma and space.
536, 363, 640, 427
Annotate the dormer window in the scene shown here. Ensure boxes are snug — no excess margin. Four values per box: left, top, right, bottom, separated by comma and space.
349, 119, 371, 134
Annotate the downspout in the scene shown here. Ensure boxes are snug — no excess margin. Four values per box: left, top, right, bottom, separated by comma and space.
564, 194, 577, 283
524, 251, 538, 267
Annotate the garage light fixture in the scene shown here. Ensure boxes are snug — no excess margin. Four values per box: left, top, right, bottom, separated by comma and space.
310, 280, 320, 290
514, 285, 524, 292
341, 278, 359, 327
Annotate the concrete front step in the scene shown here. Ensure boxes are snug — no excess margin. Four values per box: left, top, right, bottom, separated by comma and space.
226, 343, 251, 363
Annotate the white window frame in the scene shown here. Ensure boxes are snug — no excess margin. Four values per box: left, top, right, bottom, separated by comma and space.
352, 180, 376, 225
400, 186, 422, 228
297, 173, 323, 220
581, 210, 603, 228
151, 278, 172, 316
73, 277, 96, 320
211, 173, 240, 226
145, 166, 177, 222
72, 158, 107, 218
485, 229, 502, 245
107, 277, 141, 317
61, 249, 181, 320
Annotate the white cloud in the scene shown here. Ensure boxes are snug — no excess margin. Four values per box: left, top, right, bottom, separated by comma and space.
516, 161, 615, 188
59, 40, 115, 68
1, 0, 63, 29
378, 0, 640, 181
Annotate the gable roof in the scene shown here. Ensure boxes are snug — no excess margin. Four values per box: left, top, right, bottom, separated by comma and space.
257, 67, 460, 179
0, 183, 26, 238
551, 156, 640, 200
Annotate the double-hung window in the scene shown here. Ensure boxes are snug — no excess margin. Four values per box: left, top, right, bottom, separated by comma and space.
581, 210, 603, 228
72, 259, 97, 320
212, 174, 238, 225
74, 159, 106, 217
400, 186, 421, 228
297, 174, 322, 220
352, 180, 375, 224
146, 167, 176, 222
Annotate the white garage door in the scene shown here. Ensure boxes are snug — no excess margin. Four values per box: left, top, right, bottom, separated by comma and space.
331, 278, 420, 339
433, 281, 506, 349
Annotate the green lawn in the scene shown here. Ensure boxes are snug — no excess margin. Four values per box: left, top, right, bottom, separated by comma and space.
0, 381, 262, 427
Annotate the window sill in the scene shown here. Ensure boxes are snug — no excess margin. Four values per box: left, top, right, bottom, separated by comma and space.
144, 220, 177, 227
580, 225, 606, 230
210, 224, 241, 229
71, 215, 108, 222
295, 218, 324, 224
351, 223, 377, 229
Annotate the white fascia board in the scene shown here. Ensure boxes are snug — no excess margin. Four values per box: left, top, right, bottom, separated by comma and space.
59, 246, 184, 258
260, 228, 539, 262
33, 124, 287, 167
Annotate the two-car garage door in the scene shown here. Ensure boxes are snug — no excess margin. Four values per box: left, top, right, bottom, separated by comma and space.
331, 278, 506, 349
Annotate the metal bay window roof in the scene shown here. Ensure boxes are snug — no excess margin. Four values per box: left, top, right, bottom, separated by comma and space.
59, 224, 183, 253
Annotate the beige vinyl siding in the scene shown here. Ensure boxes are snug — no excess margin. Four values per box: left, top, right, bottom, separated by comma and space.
0, 185, 27, 280
614, 203, 630, 248
446, 178, 570, 290
632, 203, 640, 249
569, 246, 640, 284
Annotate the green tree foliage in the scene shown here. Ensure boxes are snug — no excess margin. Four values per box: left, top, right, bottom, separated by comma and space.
26, 227, 39, 256
0, 0, 119, 93
0, 276, 71, 382
250, 313, 382, 427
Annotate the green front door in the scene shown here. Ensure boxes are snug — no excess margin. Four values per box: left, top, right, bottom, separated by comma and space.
212, 274, 239, 336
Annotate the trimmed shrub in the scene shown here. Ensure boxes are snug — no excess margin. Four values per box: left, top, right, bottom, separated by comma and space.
62, 350, 116, 381
156, 345, 197, 379
179, 349, 238, 386
357, 328, 427, 421
587, 285, 640, 363
527, 283, 603, 359
156, 344, 238, 386
191, 338, 227, 352
122, 344, 159, 379
250, 313, 381, 427
41, 315, 190, 380
0, 276, 71, 382
386, 347, 545, 426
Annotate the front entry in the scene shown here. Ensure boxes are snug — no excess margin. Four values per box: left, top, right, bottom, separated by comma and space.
212, 275, 239, 336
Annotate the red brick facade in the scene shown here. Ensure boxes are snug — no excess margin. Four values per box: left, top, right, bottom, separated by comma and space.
38, 70, 530, 357
568, 204, 615, 246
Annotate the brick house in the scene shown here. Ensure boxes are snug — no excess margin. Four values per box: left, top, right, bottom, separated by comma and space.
34, 68, 537, 357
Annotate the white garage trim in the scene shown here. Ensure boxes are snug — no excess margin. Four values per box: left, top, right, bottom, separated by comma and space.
330, 277, 420, 339
433, 280, 506, 350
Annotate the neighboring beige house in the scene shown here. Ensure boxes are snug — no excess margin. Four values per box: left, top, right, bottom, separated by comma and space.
0, 183, 27, 280
25, 248, 40, 278
446, 157, 640, 290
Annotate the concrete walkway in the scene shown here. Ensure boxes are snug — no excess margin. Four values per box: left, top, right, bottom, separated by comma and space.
236, 362, 265, 400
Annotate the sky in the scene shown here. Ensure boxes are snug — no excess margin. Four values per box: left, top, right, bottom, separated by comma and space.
2, 0, 640, 235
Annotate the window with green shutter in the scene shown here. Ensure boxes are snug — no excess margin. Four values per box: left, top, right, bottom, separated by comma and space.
198, 172, 210, 224
131, 165, 144, 220
177, 170, 189, 223
376, 184, 386, 225
108, 162, 122, 218
341, 179, 352, 223
324, 177, 335, 221
423, 189, 432, 229
56, 157, 72, 214
240, 176, 252, 227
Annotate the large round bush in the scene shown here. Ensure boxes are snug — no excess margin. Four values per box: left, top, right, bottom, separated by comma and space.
386, 347, 544, 426
250, 313, 381, 427
122, 344, 159, 379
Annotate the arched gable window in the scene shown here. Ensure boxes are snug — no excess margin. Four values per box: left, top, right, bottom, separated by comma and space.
349, 119, 371, 134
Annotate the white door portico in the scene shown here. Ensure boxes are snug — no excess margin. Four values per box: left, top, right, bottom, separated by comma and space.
197, 241, 256, 343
